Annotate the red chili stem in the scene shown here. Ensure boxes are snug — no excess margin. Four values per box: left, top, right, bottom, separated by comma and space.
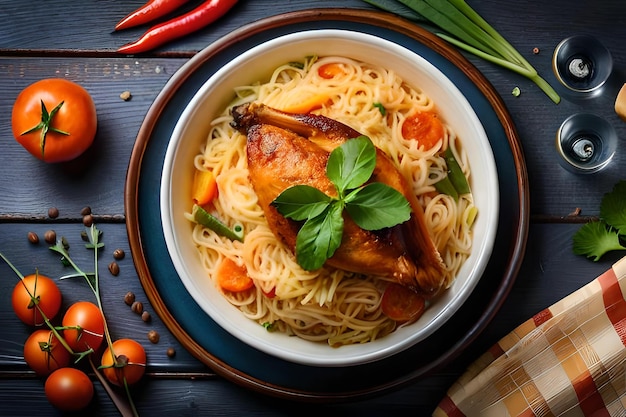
115, 0, 191, 31
117, 0, 238, 54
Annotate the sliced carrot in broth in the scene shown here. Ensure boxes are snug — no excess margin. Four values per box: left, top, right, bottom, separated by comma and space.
192, 169, 218, 205
381, 283, 426, 323
216, 257, 254, 293
318, 62, 346, 79
401, 111, 445, 151
281, 93, 331, 114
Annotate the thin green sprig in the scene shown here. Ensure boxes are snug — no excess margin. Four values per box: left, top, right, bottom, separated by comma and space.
50, 224, 139, 417
363, 0, 561, 103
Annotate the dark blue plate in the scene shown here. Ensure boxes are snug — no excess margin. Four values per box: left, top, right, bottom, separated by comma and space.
125, 9, 529, 401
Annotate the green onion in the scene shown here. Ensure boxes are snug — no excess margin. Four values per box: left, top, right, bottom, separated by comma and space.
443, 146, 471, 195
363, 0, 561, 104
434, 175, 459, 201
192, 204, 244, 242
433, 146, 470, 200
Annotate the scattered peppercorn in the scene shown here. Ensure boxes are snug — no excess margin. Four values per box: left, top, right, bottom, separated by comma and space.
131, 301, 143, 315
108, 261, 120, 276
532, 47, 540, 54
147, 330, 160, 344
48, 207, 59, 219
27, 231, 39, 244
141, 311, 151, 322
113, 248, 126, 260
166, 347, 176, 358
83, 214, 94, 227
124, 291, 136, 306
44, 230, 57, 244
80, 206, 92, 216
120, 91, 132, 101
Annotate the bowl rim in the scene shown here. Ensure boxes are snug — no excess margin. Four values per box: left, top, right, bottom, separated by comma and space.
160, 28, 500, 367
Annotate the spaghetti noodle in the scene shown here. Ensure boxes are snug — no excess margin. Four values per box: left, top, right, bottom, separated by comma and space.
184, 56, 476, 347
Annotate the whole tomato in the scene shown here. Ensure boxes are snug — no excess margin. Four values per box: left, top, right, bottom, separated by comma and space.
23, 329, 71, 376
12, 273, 62, 326
45, 367, 94, 412
11, 78, 97, 163
62, 301, 105, 353
101, 338, 146, 386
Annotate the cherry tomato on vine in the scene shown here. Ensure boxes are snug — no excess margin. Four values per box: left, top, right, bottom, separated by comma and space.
23, 329, 71, 376
12, 273, 62, 326
381, 283, 426, 323
45, 367, 94, 412
62, 301, 105, 352
101, 338, 146, 386
11, 78, 97, 163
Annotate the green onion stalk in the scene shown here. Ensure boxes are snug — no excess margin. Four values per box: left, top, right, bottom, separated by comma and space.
363, 0, 561, 104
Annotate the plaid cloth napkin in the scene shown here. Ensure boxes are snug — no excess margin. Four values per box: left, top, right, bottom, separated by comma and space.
434, 256, 626, 417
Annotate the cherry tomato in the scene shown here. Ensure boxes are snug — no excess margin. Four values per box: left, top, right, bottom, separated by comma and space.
12, 273, 62, 326
101, 339, 146, 386
11, 78, 97, 163
401, 111, 445, 151
62, 301, 105, 353
23, 329, 71, 376
381, 283, 426, 323
45, 367, 94, 412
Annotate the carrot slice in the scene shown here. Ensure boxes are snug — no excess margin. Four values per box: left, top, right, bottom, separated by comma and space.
282, 93, 331, 114
318, 63, 346, 79
381, 283, 425, 323
401, 111, 445, 151
216, 258, 254, 292
192, 169, 218, 205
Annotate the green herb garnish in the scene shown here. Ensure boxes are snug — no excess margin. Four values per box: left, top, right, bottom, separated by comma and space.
573, 180, 626, 261
272, 136, 412, 271
362, 0, 560, 104
373, 102, 387, 116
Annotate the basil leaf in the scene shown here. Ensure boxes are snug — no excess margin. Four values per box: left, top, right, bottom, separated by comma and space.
345, 183, 411, 230
272, 185, 332, 221
327, 136, 376, 194
295, 202, 344, 270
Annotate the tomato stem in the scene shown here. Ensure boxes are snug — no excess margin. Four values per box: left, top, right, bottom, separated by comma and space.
20, 100, 70, 161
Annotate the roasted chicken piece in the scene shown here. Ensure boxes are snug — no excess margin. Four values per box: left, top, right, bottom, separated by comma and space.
231, 103, 446, 298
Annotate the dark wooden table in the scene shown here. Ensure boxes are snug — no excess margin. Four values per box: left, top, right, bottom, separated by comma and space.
1, 1, 624, 415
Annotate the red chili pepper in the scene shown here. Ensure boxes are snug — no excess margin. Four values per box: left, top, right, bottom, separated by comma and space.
117, 0, 238, 54
115, 0, 191, 31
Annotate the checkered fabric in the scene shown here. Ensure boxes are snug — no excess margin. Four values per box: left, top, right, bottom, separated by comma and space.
433, 256, 626, 417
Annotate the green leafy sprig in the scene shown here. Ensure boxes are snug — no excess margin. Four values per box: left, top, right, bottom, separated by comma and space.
50, 224, 140, 417
272, 136, 412, 271
573, 180, 626, 261
362, 0, 561, 103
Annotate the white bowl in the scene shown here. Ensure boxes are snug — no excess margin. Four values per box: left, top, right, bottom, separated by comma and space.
161, 29, 499, 367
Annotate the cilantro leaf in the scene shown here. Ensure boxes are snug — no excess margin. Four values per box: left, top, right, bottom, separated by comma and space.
296, 203, 344, 270
572, 221, 625, 261
327, 135, 376, 194
272, 185, 331, 221
600, 180, 626, 234
345, 182, 411, 230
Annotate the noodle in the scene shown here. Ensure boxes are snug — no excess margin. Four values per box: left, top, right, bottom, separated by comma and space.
185, 56, 476, 347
